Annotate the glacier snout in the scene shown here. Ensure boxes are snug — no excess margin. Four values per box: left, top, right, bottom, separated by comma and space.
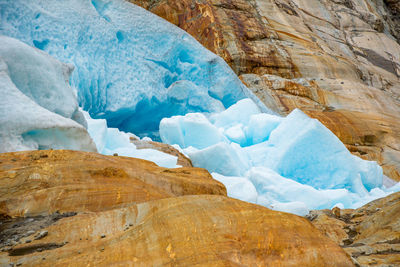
0, 0, 264, 139
0, 36, 96, 152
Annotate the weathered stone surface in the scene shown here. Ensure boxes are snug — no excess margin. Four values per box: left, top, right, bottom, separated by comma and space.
0, 195, 353, 266
384, 0, 400, 43
0, 150, 353, 266
0, 150, 225, 217
308, 191, 400, 266
131, 0, 400, 181
131, 138, 193, 167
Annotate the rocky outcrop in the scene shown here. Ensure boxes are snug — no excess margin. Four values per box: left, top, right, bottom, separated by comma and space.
0, 197, 353, 267
131, 138, 193, 167
0, 150, 354, 266
384, 0, 400, 43
130, 0, 400, 181
0, 150, 224, 217
308, 191, 400, 266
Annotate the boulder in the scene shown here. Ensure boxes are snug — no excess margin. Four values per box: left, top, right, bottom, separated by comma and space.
308, 191, 400, 266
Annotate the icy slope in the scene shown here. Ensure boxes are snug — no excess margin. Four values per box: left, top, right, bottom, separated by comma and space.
160, 99, 400, 215
0, 35, 180, 167
0, 0, 264, 138
0, 36, 96, 152
82, 111, 179, 168
0, 36, 178, 168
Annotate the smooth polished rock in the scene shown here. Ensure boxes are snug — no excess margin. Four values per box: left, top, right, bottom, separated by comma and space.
0, 150, 225, 217
0, 195, 353, 266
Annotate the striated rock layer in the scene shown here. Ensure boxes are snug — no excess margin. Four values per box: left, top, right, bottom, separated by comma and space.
0, 150, 353, 266
308, 191, 400, 266
0, 196, 354, 266
0, 150, 224, 217
131, 0, 400, 181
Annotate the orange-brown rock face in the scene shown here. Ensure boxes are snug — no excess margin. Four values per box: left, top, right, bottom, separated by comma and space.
0, 150, 354, 266
131, 0, 298, 77
0, 150, 225, 217
308, 191, 400, 266
130, 0, 400, 181
131, 138, 192, 167
0, 195, 353, 267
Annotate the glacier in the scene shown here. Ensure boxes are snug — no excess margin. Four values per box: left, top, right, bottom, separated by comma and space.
1, 0, 399, 216
0, 36, 96, 152
160, 99, 400, 215
0, 0, 264, 139
83, 110, 179, 168
0, 34, 179, 167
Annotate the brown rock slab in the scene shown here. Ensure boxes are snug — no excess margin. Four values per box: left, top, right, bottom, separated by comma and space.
131, 139, 192, 167
309, 191, 400, 266
0, 195, 353, 266
0, 150, 226, 217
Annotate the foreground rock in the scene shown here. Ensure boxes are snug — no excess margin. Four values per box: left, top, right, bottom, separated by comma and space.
0, 195, 353, 266
131, 0, 400, 181
0, 150, 225, 217
0, 150, 353, 266
308, 191, 400, 266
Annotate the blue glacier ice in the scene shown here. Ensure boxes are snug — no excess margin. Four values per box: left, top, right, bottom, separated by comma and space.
0, 0, 264, 139
0, 36, 96, 152
160, 98, 400, 215
159, 113, 227, 150
212, 172, 258, 204
0, 34, 178, 167
185, 142, 250, 176
82, 111, 179, 168
248, 108, 383, 193
1, 0, 399, 216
